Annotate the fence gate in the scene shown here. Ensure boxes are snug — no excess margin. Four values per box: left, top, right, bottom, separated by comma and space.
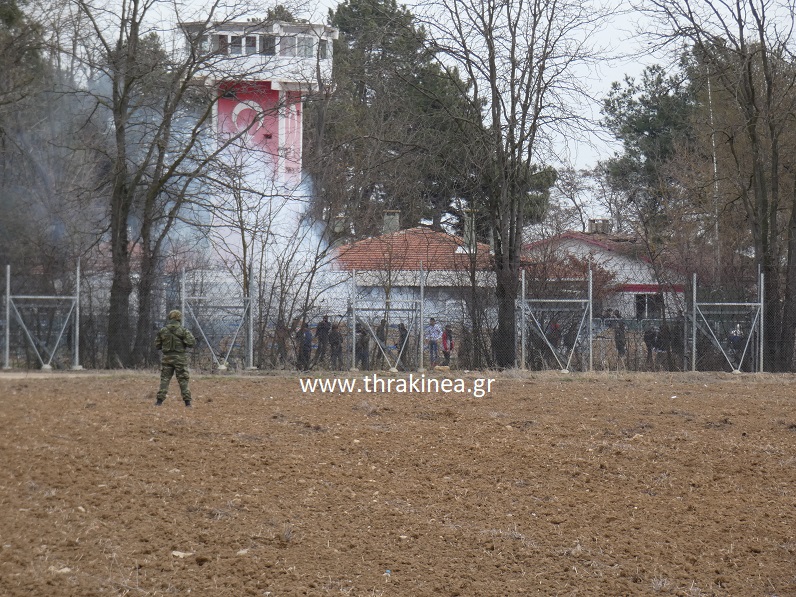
690, 272, 764, 373
518, 269, 593, 372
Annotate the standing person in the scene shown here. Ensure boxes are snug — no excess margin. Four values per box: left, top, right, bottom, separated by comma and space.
155, 310, 196, 407
441, 324, 455, 366
314, 315, 331, 367
274, 319, 289, 367
396, 322, 409, 370
296, 322, 312, 371
374, 318, 387, 369
614, 321, 627, 363
329, 323, 343, 370
355, 328, 370, 371
643, 325, 657, 369
425, 317, 443, 367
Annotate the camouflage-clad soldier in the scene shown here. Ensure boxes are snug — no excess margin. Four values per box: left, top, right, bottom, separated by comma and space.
155, 310, 196, 407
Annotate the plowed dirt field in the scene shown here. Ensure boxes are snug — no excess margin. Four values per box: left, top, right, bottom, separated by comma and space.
1, 370, 795, 596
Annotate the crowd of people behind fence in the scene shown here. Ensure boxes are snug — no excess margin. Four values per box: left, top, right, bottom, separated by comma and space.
266, 315, 462, 372
235, 309, 751, 373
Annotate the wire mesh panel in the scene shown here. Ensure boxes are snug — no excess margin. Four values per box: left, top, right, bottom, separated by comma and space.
520, 299, 591, 372
689, 272, 763, 373
3, 264, 80, 370
182, 268, 251, 371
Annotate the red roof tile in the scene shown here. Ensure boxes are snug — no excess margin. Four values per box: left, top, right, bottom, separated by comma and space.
334, 227, 492, 272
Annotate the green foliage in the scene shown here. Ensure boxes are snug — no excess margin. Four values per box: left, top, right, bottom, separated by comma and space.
0, 0, 24, 27
266, 5, 295, 22
308, 0, 483, 237
601, 63, 696, 227
0, 0, 45, 110
524, 166, 557, 223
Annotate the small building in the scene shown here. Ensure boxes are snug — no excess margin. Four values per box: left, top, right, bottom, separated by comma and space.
333, 222, 493, 321
524, 219, 686, 320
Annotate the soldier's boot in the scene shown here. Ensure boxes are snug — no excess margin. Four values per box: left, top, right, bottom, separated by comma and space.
184, 400, 192, 408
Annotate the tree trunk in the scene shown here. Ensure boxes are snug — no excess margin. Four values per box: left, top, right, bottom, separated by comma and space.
131, 246, 157, 367
494, 266, 517, 367
106, 194, 133, 368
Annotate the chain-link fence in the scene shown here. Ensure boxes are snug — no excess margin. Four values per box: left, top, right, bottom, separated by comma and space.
0, 258, 779, 373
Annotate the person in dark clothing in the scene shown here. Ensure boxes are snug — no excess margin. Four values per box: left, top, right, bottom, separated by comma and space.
643, 326, 657, 368
396, 322, 409, 370
374, 318, 387, 369
314, 315, 331, 367
355, 328, 369, 371
296, 322, 312, 371
614, 321, 627, 361
329, 323, 344, 370
274, 319, 289, 366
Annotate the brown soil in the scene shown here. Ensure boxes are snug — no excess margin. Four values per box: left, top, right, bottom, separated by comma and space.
1, 370, 795, 596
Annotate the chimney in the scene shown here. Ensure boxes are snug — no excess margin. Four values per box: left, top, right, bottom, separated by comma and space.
383, 210, 400, 234
588, 218, 612, 234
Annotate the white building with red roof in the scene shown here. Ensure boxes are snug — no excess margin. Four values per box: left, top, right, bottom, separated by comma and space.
332, 221, 494, 319
524, 220, 686, 320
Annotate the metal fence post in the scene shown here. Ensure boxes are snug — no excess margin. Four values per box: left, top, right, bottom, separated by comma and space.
350, 270, 357, 370
180, 268, 186, 318
520, 269, 526, 370
247, 261, 256, 370
759, 271, 765, 373
4, 264, 9, 369
588, 265, 593, 372
691, 273, 697, 372
73, 259, 82, 370
419, 263, 425, 372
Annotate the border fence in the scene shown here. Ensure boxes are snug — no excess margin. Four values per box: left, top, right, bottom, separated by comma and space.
1, 260, 770, 373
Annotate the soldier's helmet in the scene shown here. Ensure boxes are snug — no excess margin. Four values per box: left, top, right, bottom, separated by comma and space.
168, 309, 182, 321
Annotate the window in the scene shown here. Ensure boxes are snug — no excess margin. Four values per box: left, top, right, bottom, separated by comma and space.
280, 36, 296, 57
318, 39, 328, 59
245, 36, 256, 55
194, 34, 209, 54
230, 36, 242, 54
297, 36, 314, 57
216, 34, 229, 54
635, 294, 664, 320
259, 34, 276, 55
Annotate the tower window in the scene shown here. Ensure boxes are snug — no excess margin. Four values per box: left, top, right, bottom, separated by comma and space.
259, 35, 276, 55
230, 36, 242, 54
280, 36, 296, 57
297, 36, 314, 57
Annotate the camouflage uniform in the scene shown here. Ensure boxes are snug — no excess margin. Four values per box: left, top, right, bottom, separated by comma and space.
155, 310, 196, 406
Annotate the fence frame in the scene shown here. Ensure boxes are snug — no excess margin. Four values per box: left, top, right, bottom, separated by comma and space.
181, 267, 255, 371
350, 269, 423, 372
3, 262, 82, 370
518, 267, 593, 372
690, 272, 764, 373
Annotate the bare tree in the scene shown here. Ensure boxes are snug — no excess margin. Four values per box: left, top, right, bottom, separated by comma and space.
417, 0, 610, 366
54, 0, 313, 366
